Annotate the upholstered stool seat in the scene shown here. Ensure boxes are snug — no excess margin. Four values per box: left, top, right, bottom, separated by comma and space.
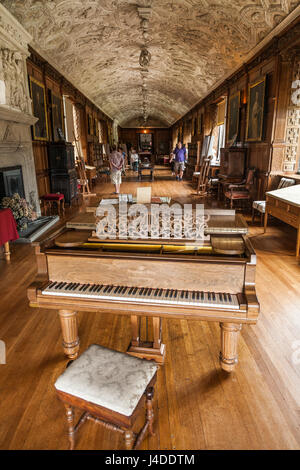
55, 344, 158, 450
252, 200, 266, 213
41, 193, 65, 216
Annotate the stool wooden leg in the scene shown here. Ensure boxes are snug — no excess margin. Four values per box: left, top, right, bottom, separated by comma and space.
124, 430, 134, 450
64, 404, 76, 450
146, 387, 155, 436
3, 242, 10, 262
58, 310, 80, 359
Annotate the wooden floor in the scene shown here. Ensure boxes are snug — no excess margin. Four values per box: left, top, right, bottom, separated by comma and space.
1, 168, 300, 450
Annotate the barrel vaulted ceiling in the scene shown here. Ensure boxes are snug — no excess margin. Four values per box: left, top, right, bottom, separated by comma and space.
1, 1, 300, 127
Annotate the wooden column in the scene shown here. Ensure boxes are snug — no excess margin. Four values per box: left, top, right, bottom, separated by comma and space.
58, 310, 79, 359
219, 322, 242, 372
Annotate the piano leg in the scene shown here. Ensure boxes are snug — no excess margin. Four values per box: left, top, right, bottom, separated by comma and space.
58, 310, 80, 359
219, 322, 242, 372
127, 316, 166, 364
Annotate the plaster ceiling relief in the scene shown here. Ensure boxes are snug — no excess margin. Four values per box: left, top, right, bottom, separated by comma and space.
1, 1, 299, 127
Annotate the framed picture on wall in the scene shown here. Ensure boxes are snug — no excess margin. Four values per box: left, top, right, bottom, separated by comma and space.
94, 117, 98, 137
28, 76, 49, 141
246, 77, 266, 142
193, 117, 197, 136
198, 113, 203, 135
51, 92, 65, 141
227, 91, 240, 144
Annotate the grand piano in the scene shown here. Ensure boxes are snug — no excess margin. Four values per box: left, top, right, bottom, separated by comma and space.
27, 207, 259, 372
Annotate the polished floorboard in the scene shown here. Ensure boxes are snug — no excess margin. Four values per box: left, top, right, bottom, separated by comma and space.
0, 169, 300, 450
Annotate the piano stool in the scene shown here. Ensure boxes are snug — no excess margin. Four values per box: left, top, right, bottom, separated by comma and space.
41, 193, 65, 217
54, 344, 158, 450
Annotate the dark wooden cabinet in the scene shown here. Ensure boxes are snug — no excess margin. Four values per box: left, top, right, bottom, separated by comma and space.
48, 142, 77, 205
50, 169, 77, 205
88, 142, 103, 170
48, 142, 75, 170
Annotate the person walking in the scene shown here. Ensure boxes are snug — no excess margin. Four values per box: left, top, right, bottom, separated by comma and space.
109, 145, 123, 194
173, 142, 186, 181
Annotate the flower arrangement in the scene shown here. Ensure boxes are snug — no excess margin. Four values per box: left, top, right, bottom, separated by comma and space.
1, 193, 36, 231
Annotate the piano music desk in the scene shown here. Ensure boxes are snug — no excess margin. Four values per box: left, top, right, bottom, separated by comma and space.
264, 185, 300, 257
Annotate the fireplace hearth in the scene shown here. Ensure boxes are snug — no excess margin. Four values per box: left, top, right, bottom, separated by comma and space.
0, 165, 25, 200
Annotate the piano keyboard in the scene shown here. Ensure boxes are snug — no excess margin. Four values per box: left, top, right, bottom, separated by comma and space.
42, 282, 240, 309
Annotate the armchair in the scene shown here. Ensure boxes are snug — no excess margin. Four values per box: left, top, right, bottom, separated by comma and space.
252, 177, 295, 225
224, 167, 256, 209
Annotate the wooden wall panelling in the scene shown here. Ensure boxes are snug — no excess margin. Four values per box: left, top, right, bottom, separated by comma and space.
27, 48, 113, 195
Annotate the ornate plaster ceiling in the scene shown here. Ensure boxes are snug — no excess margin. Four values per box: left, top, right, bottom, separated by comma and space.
1, 0, 299, 127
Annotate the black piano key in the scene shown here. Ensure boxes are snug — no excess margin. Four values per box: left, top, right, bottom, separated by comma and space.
121, 286, 127, 294
83, 284, 90, 292
185, 291, 189, 299
192, 291, 195, 300
208, 292, 211, 301
174, 290, 178, 298
95, 284, 103, 292
180, 291, 185, 299
228, 294, 232, 302
196, 292, 200, 300
154, 288, 159, 297
64, 283, 73, 290
79, 284, 86, 291
223, 293, 227, 302
114, 286, 120, 293
158, 289, 163, 297
142, 288, 148, 296
128, 287, 134, 295
165, 289, 169, 298
133, 287, 138, 295
55, 282, 63, 289
48, 281, 57, 289
212, 293, 216, 301
147, 288, 152, 296
219, 293, 223, 302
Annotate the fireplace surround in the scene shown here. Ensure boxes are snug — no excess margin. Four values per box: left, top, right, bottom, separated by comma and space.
0, 4, 40, 215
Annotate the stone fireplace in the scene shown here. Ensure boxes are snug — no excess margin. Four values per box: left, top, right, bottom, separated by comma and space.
0, 4, 40, 215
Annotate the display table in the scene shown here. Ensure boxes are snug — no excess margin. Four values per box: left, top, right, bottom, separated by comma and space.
0, 208, 19, 261
264, 184, 300, 257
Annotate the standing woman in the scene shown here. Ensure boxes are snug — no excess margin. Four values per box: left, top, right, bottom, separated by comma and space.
109, 145, 123, 194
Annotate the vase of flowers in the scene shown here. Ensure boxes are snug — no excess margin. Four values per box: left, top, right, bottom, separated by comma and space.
1, 193, 37, 232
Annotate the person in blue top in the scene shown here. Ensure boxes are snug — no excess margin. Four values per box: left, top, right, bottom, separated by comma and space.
173, 142, 186, 181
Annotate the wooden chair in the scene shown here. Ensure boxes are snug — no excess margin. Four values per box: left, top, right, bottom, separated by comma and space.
224, 167, 256, 209
55, 344, 158, 450
252, 177, 295, 225
193, 157, 211, 197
